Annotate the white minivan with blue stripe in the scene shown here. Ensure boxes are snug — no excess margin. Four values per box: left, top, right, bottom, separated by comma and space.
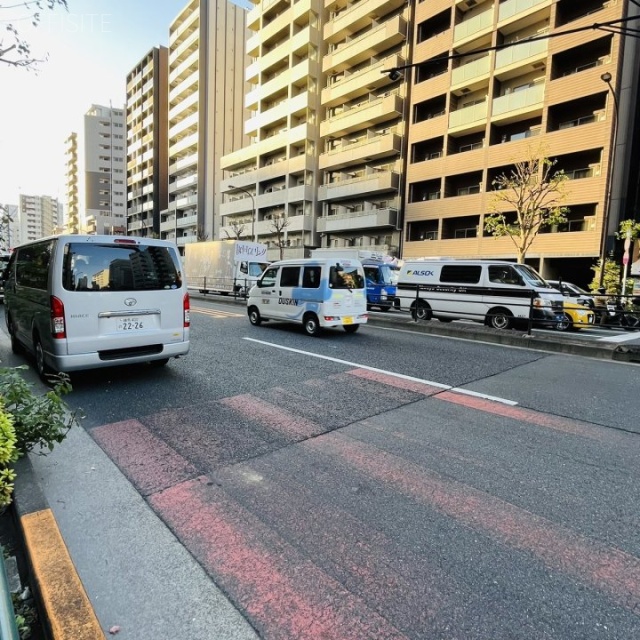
247, 258, 368, 336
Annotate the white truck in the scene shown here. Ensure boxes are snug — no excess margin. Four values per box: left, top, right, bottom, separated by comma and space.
184, 240, 270, 295
309, 248, 398, 310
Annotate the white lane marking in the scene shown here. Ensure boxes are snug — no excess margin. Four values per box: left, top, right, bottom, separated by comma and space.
243, 337, 518, 406
597, 332, 640, 343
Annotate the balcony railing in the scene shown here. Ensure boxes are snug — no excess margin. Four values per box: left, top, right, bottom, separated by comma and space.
453, 8, 493, 43
498, 0, 550, 22
492, 83, 544, 118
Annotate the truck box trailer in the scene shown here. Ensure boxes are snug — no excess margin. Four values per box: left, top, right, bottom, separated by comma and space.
184, 240, 270, 295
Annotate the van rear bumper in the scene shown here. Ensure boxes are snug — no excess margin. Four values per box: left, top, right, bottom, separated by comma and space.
47, 341, 190, 372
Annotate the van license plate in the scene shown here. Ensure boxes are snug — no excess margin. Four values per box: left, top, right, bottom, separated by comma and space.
117, 318, 145, 331
343, 317, 353, 324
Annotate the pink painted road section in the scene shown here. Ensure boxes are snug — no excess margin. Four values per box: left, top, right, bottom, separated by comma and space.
91, 419, 199, 496
305, 433, 640, 613
150, 476, 408, 640
347, 368, 444, 396
220, 394, 324, 439
436, 391, 621, 442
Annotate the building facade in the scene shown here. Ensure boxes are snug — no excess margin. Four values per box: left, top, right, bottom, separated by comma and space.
160, 0, 249, 251
84, 104, 127, 235
403, 0, 640, 284
18, 195, 62, 243
126, 46, 169, 238
64, 132, 81, 234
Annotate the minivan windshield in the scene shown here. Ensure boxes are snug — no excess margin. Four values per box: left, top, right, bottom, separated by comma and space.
62, 243, 182, 292
513, 264, 547, 287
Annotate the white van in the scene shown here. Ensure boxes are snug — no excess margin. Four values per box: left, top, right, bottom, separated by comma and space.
3, 235, 190, 377
246, 257, 368, 336
395, 259, 565, 329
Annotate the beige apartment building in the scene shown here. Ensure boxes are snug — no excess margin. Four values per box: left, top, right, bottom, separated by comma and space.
18, 195, 62, 243
221, 0, 410, 259
404, 0, 640, 283
220, 0, 323, 259
126, 46, 169, 238
64, 132, 80, 234
160, 0, 248, 251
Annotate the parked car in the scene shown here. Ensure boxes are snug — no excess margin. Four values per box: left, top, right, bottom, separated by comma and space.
546, 280, 595, 308
556, 301, 595, 332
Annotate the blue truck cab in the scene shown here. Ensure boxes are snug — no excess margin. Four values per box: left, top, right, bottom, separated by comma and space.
309, 249, 397, 311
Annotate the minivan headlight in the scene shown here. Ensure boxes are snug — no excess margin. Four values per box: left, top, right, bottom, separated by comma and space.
533, 297, 552, 308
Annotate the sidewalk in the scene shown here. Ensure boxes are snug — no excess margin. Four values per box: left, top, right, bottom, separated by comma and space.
14, 426, 259, 640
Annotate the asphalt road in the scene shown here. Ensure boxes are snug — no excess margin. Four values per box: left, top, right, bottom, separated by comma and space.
3, 302, 640, 639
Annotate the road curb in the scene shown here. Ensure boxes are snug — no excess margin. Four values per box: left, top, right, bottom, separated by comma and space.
13, 456, 104, 640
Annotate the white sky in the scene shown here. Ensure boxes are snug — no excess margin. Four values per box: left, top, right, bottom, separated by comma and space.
0, 0, 251, 206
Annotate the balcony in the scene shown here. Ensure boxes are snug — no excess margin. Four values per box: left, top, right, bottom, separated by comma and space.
322, 54, 404, 108
324, 0, 406, 43
448, 101, 488, 133
318, 171, 400, 201
451, 56, 491, 90
453, 8, 494, 46
319, 132, 402, 170
321, 92, 404, 138
322, 16, 407, 73
169, 90, 198, 121
317, 207, 399, 232
498, 0, 552, 24
494, 39, 548, 75
492, 83, 545, 120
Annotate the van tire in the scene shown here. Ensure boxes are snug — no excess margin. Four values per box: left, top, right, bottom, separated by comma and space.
411, 300, 432, 321
6, 314, 22, 355
34, 334, 52, 380
150, 358, 170, 367
248, 306, 262, 326
487, 308, 513, 330
343, 324, 359, 334
303, 313, 321, 337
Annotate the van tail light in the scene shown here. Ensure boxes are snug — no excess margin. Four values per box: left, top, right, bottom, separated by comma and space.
183, 292, 190, 328
50, 295, 66, 339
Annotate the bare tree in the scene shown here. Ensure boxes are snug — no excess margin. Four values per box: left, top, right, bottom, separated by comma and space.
196, 223, 209, 242
484, 148, 569, 263
223, 220, 247, 240
270, 214, 290, 260
1, 1, 68, 69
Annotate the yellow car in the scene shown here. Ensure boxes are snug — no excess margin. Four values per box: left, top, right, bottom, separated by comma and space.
556, 301, 595, 331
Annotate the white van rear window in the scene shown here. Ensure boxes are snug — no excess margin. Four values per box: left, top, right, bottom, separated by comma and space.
62, 243, 182, 292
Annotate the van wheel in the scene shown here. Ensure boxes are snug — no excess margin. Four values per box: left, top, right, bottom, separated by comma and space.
487, 308, 513, 330
6, 315, 22, 355
438, 318, 453, 323
150, 358, 169, 367
34, 335, 52, 380
411, 300, 432, 321
303, 313, 321, 337
248, 306, 262, 326
344, 324, 359, 334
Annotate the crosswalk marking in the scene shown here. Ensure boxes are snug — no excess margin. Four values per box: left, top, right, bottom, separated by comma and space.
191, 306, 244, 319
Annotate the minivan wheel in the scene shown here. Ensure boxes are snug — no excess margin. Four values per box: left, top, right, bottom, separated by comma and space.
34, 335, 51, 380
248, 306, 262, 326
487, 308, 513, 330
411, 300, 432, 321
303, 313, 321, 337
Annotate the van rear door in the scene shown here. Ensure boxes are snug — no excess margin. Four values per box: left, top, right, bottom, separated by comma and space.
59, 239, 186, 356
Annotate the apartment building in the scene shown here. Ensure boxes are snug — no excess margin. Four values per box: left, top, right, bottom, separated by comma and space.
83, 104, 127, 235
220, 0, 323, 260
404, 0, 640, 284
126, 47, 169, 238
64, 132, 81, 234
161, 0, 248, 250
18, 195, 62, 243
221, 0, 410, 260
317, 0, 410, 257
